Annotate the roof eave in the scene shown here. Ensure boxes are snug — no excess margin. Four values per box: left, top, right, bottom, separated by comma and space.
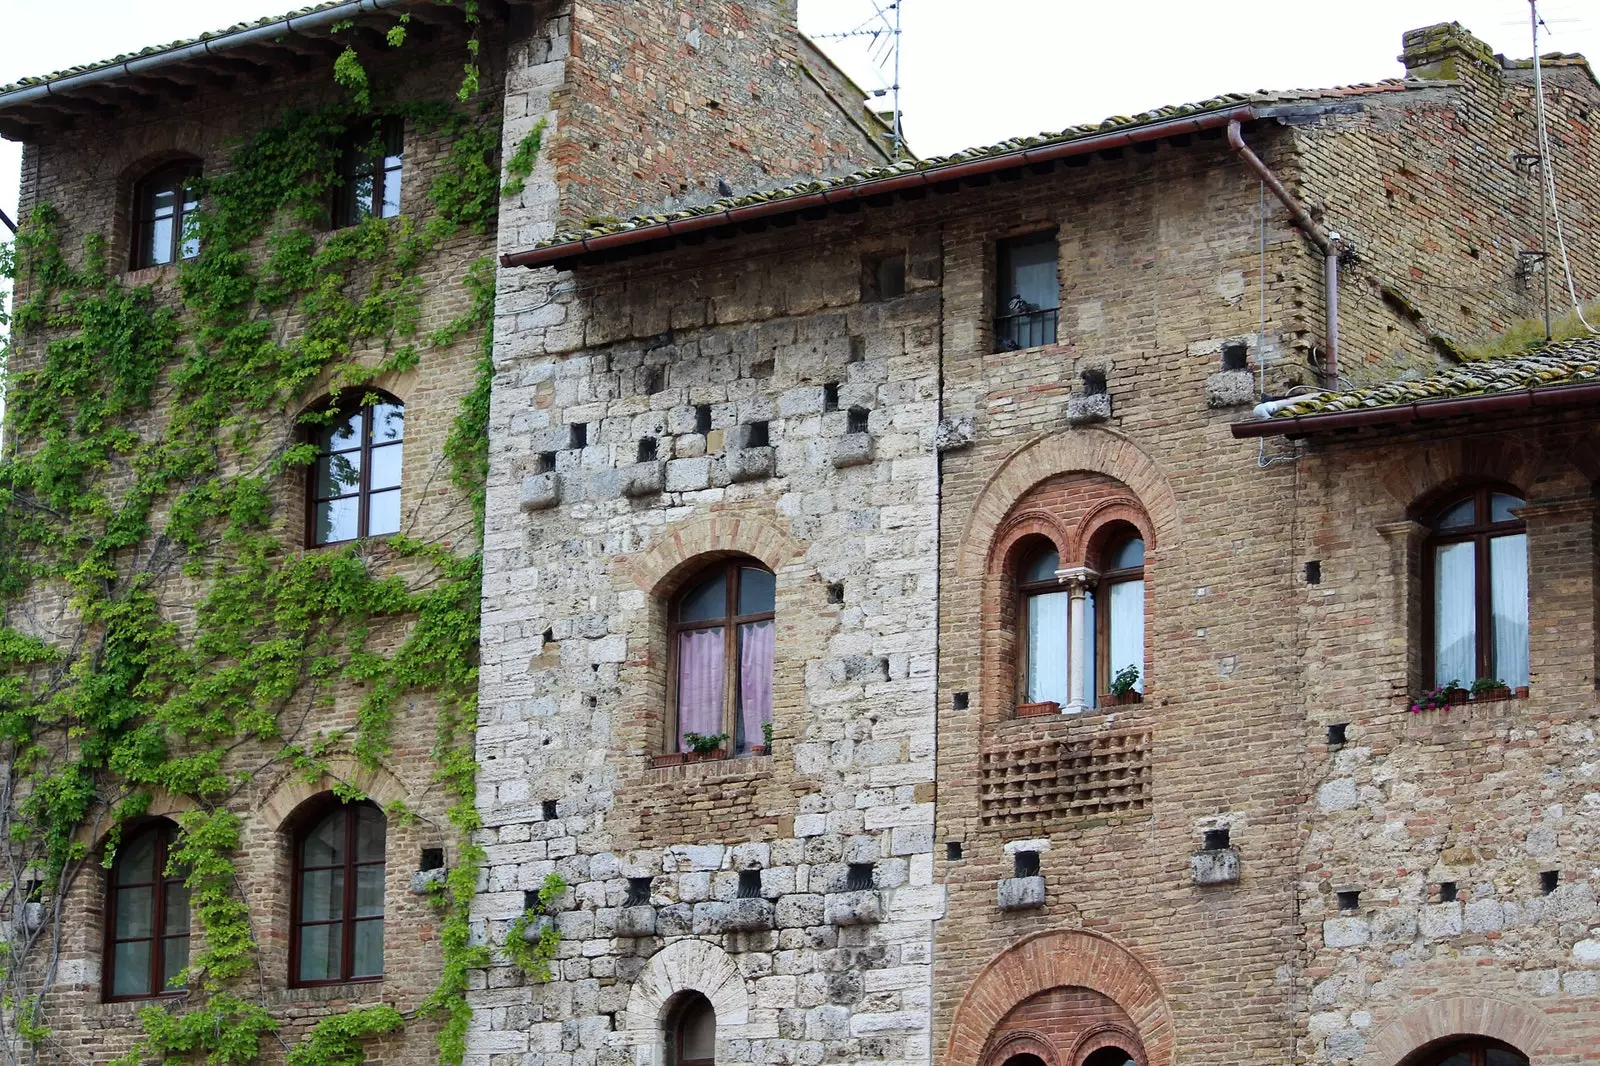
1230, 379, 1600, 438
501, 103, 1265, 270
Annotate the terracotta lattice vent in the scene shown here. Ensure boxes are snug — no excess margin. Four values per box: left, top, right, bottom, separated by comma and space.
979, 730, 1152, 826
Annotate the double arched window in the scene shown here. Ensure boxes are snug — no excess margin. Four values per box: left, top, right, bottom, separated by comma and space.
104, 821, 191, 1000
131, 161, 202, 269
1016, 529, 1145, 711
1424, 487, 1527, 689
306, 393, 405, 546
291, 800, 386, 986
668, 560, 775, 755
665, 992, 716, 1066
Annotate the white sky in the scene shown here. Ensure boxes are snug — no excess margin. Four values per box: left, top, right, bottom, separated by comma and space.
0, 0, 1597, 247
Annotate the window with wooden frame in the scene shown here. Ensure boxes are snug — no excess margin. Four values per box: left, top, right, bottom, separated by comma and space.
994, 232, 1059, 351
1423, 487, 1527, 689
668, 559, 775, 756
332, 118, 404, 228
104, 820, 191, 1001
291, 799, 385, 986
1016, 540, 1069, 708
665, 992, 716, 1066
1404, 1037, 1527, 1066
131, 161, 202, 269
306, 392, 405, 546
1096, 532, 1145, 699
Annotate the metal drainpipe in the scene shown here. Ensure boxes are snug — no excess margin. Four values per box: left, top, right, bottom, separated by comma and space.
1227, 118, 1341, 384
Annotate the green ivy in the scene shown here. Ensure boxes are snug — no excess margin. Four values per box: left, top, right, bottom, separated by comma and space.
504, 873, 568, 981
500, 118, 548, 199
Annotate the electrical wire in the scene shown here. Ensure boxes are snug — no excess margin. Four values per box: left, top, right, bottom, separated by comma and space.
1531, 0, 1600, 334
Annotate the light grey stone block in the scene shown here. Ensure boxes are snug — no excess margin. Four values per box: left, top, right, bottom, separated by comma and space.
1323, 916, 1371, 947
665, 457, 711, 492
832, 433, 873, 468
694, 898, 775, 933
1190, 847, 1240, 885
825, 889, 883, 926
620, 461, 664, 498
1205, 369, 1256, 407
1066, 392, 1112, 425
520, 915, 553, 942
727, 446, 776, 483
410, 868, 449, 895
519, 472, 560, 511
997, 876, 1046, 911
777, 893, 825, 928
935, 416, 974, 452
656, 904, 693, 937
615, 906, 656, 938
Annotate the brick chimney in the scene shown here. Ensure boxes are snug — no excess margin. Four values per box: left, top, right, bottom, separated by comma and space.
1400, 22, 1503, 85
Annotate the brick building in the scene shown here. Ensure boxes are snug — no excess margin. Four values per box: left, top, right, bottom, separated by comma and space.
477, 20, 1600, 1066
0, 2, 885, 1064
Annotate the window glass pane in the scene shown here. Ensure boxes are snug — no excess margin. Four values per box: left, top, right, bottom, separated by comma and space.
1430, 1055, 1470, 1066
112, 940, 152, 997
1082, 587, 1095, 709
737, 621, 774, 753
737, 567, 775, 615
1490, 493, 1524, 523
1436, 498, 1476, 529
115, 887, 155, 938
1107, 537, 1145, 570
1022, 547, 1059, 584
318, 411, 363, 453
369, 443, 402, 490
1490, 533, 1529, 688
676, 628, 725, 749
1026, 591, 1069, 705
1108, 579, 1145, 693
302, 812, 345, 867
316, 451, 363, 498
677, 572, 728, 623
298, 923, 341, 983
1485, 1050, 1528, 1066
301, 869, 345, 922
371, 402, 404, 443
163, 882, 190, 934
355, 805, 386, 862
352, 918, 384, 977
179, 201, 200, 260
381, 164, 402, 218
1000, 237, 1059, 311
145, 216, 174, 266
367, 489, 401, 537
355, 864, 385, 918
162, 935, 190, 988
679, 998, 716, 1060
1433, 540, 1477, 686
315, 498, 360, 545
117, 831, 157, 884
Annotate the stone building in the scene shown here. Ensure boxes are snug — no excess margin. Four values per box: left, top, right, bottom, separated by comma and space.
477, 20, 1600, 1066
0, 2, 885, 1065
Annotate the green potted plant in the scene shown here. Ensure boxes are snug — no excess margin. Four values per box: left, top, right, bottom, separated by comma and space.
1411, 680, 1465, 713
1103, 665, 1142, 706
1470, 677, 1511, 702
682, 731, 730, 763
750, 720, 773, 756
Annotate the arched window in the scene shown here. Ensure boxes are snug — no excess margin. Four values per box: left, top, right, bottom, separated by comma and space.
1081, 1050, 1138, 1066
1017, 542, 1068, 707
131, 161, 201, 269
665, 992, 716, 1066
1425, 488, 1527, 689
307, 393, 404, 546
291, 800, 385, 985
669, 560, 775, 756
1097, 533, 1145, 699
104, 821, 190, 1000
1407, 1037, 1527, 1066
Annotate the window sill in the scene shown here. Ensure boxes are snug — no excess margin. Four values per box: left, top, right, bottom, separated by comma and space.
120, 263, 181, 286
270, 979, 384, 1006
1409, 687, 1528, 713
643, 752, 773, 783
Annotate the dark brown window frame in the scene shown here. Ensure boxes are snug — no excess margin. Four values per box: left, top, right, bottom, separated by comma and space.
993, 231, 1060, 352
289, 798, 386, 988
102, 820, 190, 1002
305, 391, 405, 548
332, 118, 404, 229
1094, 531, 1146, 700
1402, 1036, 1527, 1066
1015, 539, 1066, 707
131, 161, 202, 270
1420, 484, 1525, 687
666, 991, 716, 1066
665, 559, 775, 755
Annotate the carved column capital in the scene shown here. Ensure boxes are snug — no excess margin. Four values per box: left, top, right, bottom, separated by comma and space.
1055, 566, 1100, 591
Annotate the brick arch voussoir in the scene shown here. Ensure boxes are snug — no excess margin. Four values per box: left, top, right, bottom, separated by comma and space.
259, 755, 411, 832
948, 930, 1174, 1066
957, 429, 1180, 581
626, 511, 805, 595
1363, 995, 1550, 1066
620, 938, 752, 1064
1380, 437, 1538, 511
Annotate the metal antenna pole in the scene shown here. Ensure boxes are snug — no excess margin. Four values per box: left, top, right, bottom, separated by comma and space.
892, 1, 902, 158
1533, 0, 1551, 339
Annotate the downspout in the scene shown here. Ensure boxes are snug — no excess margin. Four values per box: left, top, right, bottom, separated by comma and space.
1227, 118, 1342, 385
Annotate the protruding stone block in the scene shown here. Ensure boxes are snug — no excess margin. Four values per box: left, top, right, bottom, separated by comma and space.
620, 461, 664, 498
665, 457, 711, 492
616, 905, 657, 938
1066, 392, 1111, 426
1190, 847, 1240, 885
1205, 370, 1256, 408
519, 472, 560, 511
727, 446, 776, 483
825, 890, 883, 926
997, 875, 1046, 911
520, 914, 553, 942
410, 868, 448, 895
935, 416, 974, 452
832, 433, 873, 468
657, 903, 693, 937
693, 898, 775, 933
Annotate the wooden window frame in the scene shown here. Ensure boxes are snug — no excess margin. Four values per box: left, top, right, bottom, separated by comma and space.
1015, 541, 1066, 706
288, 799, 386, 988
1420, 485, 1525, 686
332, 118, 404, 229
1095, 532, 1145, 700
305, 392, 405, 548
665, 559, 775, 755
103, 821, 189, 1002
1406, 1037, 1526, 1066
131, 161, 202, 270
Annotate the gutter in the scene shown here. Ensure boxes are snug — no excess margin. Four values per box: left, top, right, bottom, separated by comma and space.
1229, 380, 1600, 438
0, 0, 410, 112
501, 104, 1264, 269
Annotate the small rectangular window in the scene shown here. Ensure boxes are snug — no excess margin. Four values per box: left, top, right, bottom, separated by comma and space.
995, 233, 1059, 351
333, 117, 403, 228
637, 438, 658, 462
695, 404, 713, 434
823, 383, 840, 413
1540, 870, 1559, 895
1013, 851, 1040, 878
862, 252, 906, 301
1336, 890, 1360, 912
625, 877, 653, 906
570, 423, 588, 448
846, 863, 874, 891
745, 421, 769, 448
536, 451, 556, 474
946, 841, 964, 861
541, 799, 558, 820
737, 870, 762, 898
1438, 881, 1457, 902
419, 848, 445, 872
1203, 828, 1230, 851
846, 407, 870, 434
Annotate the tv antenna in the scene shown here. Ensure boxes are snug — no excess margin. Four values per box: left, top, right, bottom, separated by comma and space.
812, 1, 904, 158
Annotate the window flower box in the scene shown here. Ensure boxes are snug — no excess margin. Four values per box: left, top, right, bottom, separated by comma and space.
1100, 691, 1143, 707
651, 752, 687, 768
1471, 686, 1512, 703
685, 749, 729, 764
1447, 688, 1469, 705
748, 745, 769, 756
1016, 701, 1060, 719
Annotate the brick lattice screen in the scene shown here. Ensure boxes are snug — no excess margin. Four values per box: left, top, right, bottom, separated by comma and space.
979, 730, 1152, 825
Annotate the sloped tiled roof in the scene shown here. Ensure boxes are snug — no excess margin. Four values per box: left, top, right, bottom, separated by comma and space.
529, 82, 1418, 252
1271, 337, 1600, 418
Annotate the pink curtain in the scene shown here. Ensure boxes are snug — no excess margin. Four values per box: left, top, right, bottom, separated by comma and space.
676, 628, 725, 750
739, 621, 775, 752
